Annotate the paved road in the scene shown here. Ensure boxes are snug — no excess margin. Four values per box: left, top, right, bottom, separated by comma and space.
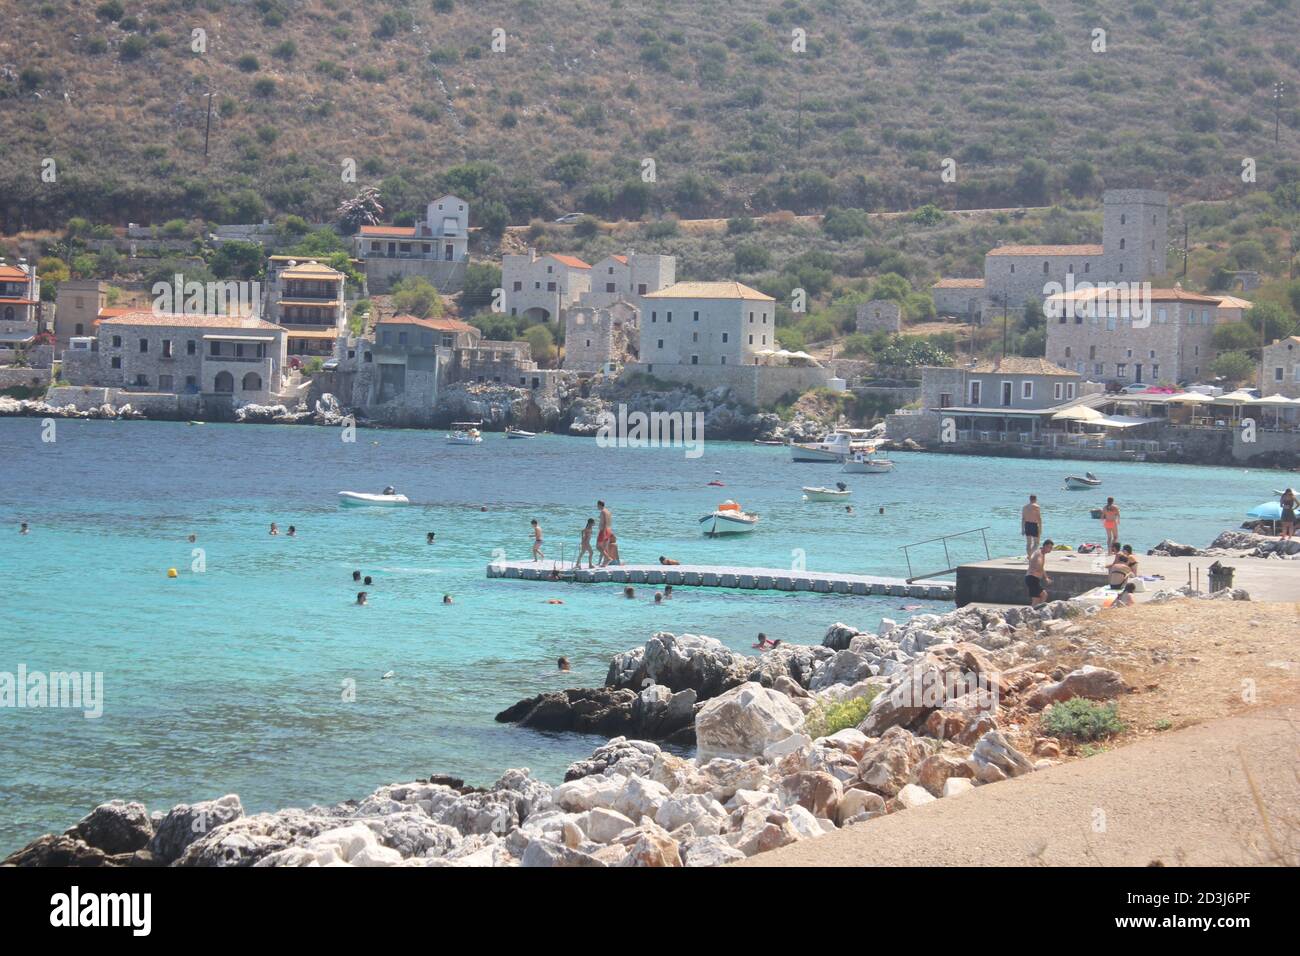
742, 706, 1299, 866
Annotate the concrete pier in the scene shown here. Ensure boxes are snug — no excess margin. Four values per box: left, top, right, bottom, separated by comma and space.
486, 560, 954, 601
954, 552, 1300, 606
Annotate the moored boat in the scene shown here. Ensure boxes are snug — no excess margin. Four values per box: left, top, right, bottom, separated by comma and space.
1065, 472, 1101, 490
447, 421, 483, 444
338, 491, 411, 507
505, 427, 536, 439
699, 500, 759, 536
842, 452, 894, 474
802, 482, 851, 501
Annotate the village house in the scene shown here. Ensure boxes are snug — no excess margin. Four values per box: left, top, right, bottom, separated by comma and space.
89, 311, 287, 406
563, 300, 638, 372
361, 313, 479, 407
1263, 337, 1300, 399
262, 257, 349, 359
933, 189, 1169, 321
353, 195, 471, 294
930, 278, 986, 319
1045, 285, 1223, 386
855, 299, 902, 334
52, 280, 108, 355
579, 252, 676, 310
0, 259, 42, 346
624, 280, 829, 405
500, 249, 592, 322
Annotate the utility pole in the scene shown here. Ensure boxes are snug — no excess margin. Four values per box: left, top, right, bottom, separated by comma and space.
795, 89, 804, 154
1182, 221, 1189, 278
203, 91, 216, 162
1275, 82, 1286, 145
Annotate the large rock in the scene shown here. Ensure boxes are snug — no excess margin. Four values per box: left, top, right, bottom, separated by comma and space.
148, 794, 244, 863
695, 682, 805, 762
683, 834, 747, 867
1026, 665, 1129, 710
66, 800, 153, 855
174, 809, 334, 867
655, 794, 729, 836
895, 783, 937, 809
971, 730, 1035, 779
3, 835, 115, 867
837, 788, 886, 824
913, 753, 974, 797
606, 632, 750, 699
565, 738, 662, 782
857, 726, 928, 798
778, 771, 843, 820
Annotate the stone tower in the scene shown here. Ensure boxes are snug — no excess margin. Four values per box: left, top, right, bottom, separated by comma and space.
1102, 189, 1168, 280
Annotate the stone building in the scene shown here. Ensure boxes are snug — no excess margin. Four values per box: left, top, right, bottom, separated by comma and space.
934, 189, 1169, 321
854, 299, 902, 334
563, 300, 638, 372
0, 259, 41, 345
353, 194, 471, 294
91, 311, 287, 406
501, 249, 592, 322
52, 280, 111, 355
931, 278, 985, 319
921, 357, 1084, 412
263, 258, 349, 359
1263, 337, 1300, 398
364, 314, 466, 407
1045, 286, 1222, 386
580, 252, 676, 310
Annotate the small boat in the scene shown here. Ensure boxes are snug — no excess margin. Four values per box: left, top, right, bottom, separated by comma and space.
447, 421, 483, 444
802, 482, 851, 502
791, 428, 877, 463
753, 439, 786, 446
699, 500, 759, 536
505, 427, 536, 439
842, 452, 894, 474
187, 420, 204, 426
1065, 472, 1101, 490
338, 491, 410, 507
707, 480, 725, 487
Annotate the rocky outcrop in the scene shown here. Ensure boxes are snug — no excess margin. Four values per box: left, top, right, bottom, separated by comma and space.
695, 683, 805, 762
494, 685, 697, 744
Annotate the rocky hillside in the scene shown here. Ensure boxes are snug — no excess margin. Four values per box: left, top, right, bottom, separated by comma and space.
2, 0, 1297, 230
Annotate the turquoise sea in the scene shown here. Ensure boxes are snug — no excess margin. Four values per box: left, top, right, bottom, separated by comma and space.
0, 417, 1283, 852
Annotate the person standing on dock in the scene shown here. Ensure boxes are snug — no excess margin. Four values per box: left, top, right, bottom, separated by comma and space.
1021, 495, 1042, 557
576, 518, 596, 569
596, 500, 613, 566
531, 519, 544, 561
1101, 497, 1120, 550
1026, 539, 1053, 607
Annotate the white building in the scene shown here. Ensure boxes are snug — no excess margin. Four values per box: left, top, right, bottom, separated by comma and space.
263, 257, 349, 359
353, 194, 471, 293
0, 259, 41, 346
580, 252, 676, 310
501, 249, 591, 322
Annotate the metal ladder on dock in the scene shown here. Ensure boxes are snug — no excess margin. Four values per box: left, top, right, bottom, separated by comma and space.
900, 527, 990, 583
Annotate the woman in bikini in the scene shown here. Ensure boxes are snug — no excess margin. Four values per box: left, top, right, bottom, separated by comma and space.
576, 518, 596, 569
1280, 488, 1297, 540
1101, 498, 1120, 550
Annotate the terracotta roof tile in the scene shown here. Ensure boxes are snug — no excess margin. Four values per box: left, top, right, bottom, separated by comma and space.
933, 278, 985, 289
966, 356, 1080, 376
986, 244, 1104, 257
643, 281, 773, 301
549, 254, 592, 269
96, 311, 280, 330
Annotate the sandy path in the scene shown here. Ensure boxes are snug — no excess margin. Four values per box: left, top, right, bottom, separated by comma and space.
742, 705, 1298, 867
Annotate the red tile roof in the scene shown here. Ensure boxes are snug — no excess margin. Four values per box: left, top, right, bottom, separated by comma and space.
377, 314, 477, 333
97, 311, 280, 330
359, 225, 417, 237
933, 278, 985, 289
986, 244, 1104, 256
0, 264, 33, 280
549, 254, 591, 269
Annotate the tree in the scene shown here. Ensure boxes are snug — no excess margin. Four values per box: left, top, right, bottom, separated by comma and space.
1064, 160, 1100, 197
391, 276, 443, 319
734, 243, 771, 272
474, 199, 510, 239
1245, 301, 1296, 342
335, 187, 384, 233
822, 207, 872, 240
521, 323, 556, 367
1212, 321, 1259, 352
1211, 350, 1255, 384
461, 262, 502, 315
1014, 158, 1052, 205
210, 240, 264, 281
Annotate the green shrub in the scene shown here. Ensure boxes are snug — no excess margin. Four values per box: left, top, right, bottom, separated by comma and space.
805, 690, 879, 739
1042, 698, 1125, 742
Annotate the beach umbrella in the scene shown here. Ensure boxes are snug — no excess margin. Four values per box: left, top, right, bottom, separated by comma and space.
1165, 392, 1211, 404
1247, 501, 1285, 520
1251, 393, 1297, 406
1217, 390, 1257, 403
1051, 405, 1103, 421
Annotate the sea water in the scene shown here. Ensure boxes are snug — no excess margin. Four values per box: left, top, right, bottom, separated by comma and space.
0, 417, 1278, 851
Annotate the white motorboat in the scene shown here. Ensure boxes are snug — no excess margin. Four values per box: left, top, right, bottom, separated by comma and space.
802, 482, 851, 502
505, 427, 536, 439
447, 421, 483, 445
338, 491, 410, 507
1065, 472, 1101, 490
699, 500, 759, 536
843, 452, 894, 474
791, 428, 877, 462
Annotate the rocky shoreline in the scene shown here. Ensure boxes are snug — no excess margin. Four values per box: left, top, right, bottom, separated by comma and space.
5, 577, 1250, 869
1148, 528, 1300, 560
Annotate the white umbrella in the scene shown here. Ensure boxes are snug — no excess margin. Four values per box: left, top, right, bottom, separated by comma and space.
1250, 393, 1297, 406
1216, 390, 1256, 403
1165, 392, 1211, 404
1052, 405, 1103, 422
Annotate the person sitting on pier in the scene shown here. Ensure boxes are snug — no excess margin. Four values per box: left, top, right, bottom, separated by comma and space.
658, 556, 681, 566
1107, 546, 1133, 589
1113, 582, 1137, 607
1121, 544, 1139, 576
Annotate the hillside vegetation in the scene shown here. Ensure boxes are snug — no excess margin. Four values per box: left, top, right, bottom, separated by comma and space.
1, 0, 1298, 232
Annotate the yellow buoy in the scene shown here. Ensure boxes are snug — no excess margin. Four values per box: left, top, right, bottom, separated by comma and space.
167, 568, 178, 578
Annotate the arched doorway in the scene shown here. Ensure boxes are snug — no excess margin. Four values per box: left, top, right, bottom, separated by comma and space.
214, 371, 234, 393
522, 306, 551, 324
241, 371, 262, 392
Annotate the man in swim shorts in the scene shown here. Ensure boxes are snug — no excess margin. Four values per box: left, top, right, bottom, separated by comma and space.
596, 500, 613, 566
1025, 539, 1053, 607
1021, 495, 1041, 557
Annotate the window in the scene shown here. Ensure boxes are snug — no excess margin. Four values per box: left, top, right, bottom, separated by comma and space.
721, 332, 728, 343
749, 312, 754, 323
692, 332, 699, 343
185, 376, 197, 390
110, 356, 121, 369
138, 338, 148, 353
1085, 262, 1090, 273
1089, 346, 1096, 359
650, 311, 656, 323
638, 284, 647, 295
546, 282, 556, 292
693, 311, 699, 322
939, 392, 953, 408
1094, 363, 1104, 376
1276, 367, 1285, 383
761, 335, 767, 345
134, 374, 148, 387
1064, 347, 1071, 358
158, 374, 173, 391
1053, 382, 1063, 401
1021, 381, 1033, 400
969, 380, 982, 405
1125, 348, 1133, 358
162, 339, 172, 358
112, 335, 121, 348
1043, 261, 1049, 274
74, 323, 84, 335
657, 339, 664, 349
1149, 350, 1156, 359
1117, 363, 1127, 377
1120, 214, 1126, 225
606, 283, 616, 293
666, 312, 672, 323
1010, 264, 1015, 273
512, 281, 522, 291
1000, 381, 1013, 406
187, 340, 197, 355
398, 332, 408, 346
690, 355, 699, 365
1150, 365, 1158, 380
441, 335, 453, 348
1157, 308, 1167, 324
1066, 383, 1076, 399
720, 356, 726, 365
1119, 238, 1126, 250
748, 335, 753, 345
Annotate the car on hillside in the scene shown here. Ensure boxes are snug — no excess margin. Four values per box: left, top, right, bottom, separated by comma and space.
553, 213, 585, 224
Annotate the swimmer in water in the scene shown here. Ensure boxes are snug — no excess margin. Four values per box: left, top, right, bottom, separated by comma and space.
557, 657, 571, 672
187, 533, 196, 543
663, 585, 673, 599
364, 576, 373, 586
623, 586, 635, 599
353, 570, 362, 582
659, 555, 680, 565
845, 505, 854, 515
654, 592, 663, 604
270, 522, 279, 535
752, 632, 782, 650
20, 522, 29, 534
443, 594, 453, 604
547, 598, 564, 605
287, 525, 296, 537
356, 592, 368, 606
427, 532, 435, 545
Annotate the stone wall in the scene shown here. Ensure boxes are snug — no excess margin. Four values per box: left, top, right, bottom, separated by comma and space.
854, 300, 901, 334
885, 411, 941, 443
0, 367, 51, 390
625, 361, 829, 408
362, 258, 467, 295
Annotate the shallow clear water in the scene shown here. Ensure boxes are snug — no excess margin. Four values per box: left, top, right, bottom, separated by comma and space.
0, 417, 1281, 851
